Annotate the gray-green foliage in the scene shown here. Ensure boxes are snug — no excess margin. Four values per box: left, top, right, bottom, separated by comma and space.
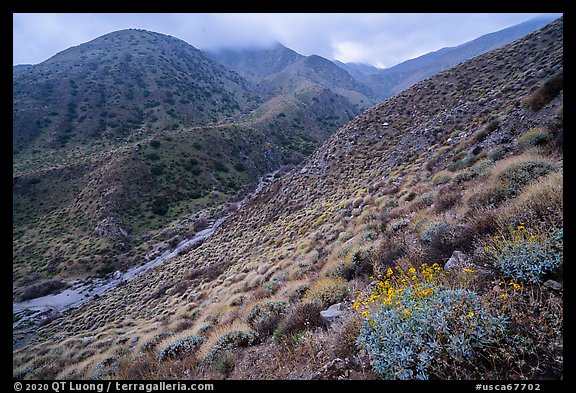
158, 335, 204, 361
205, 330, 258, 363
357, 287, 508, 380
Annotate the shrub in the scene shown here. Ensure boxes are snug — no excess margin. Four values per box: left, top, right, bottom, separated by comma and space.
149, 140, 161, 149
150, 164, 165, 176
419, 220, 451, 243
433, 185, 461, 213
517, 128, 551, 151
158, 335, 204, 361
488, 155, 557, 205
204, 329, 257, 363
354, 264, 509, 380
386, 218, 410, 233
523, 71, 563, 111
431, 171, 452, 186
497, 171, 563, 228
18, 279, 67, 301
213, 160, 228, 173
324, 245, 373, 280
245, 300, 289, 337
478, 225, 563, 283
275, 302, 325, 338
304, 277, 348, 307
151, 197, 169, 216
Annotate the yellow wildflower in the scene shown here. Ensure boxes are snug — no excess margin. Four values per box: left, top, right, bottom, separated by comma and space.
510, 282, 521, 291
468, 312, 475, 318
403, 309, 411, 315
386, 268, 394, 277
408, 267, 416, 275
464, 268, 474, 274
500, 293, 507, 300
517, 225, 525, 230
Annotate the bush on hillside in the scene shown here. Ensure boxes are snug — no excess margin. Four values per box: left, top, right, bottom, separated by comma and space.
354, 264, 509, 379
517, 128, 551, 151
478, 225, 563, 283
158, 335, 204, 361
245, 300, 289, 337
303, 277, 348, 307
523, 71, 563, 111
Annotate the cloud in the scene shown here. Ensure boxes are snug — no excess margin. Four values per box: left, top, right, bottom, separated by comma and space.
13, 13, 561, 67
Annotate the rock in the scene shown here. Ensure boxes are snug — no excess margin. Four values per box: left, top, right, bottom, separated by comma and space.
444, 251, 474, 271
94, 217, 128, 239
543, 280, 563, 291
320, 302, 344, 325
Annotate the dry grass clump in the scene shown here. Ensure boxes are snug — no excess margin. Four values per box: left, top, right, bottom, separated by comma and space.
497, 170, 563, 228
464, 153, 557, 208
303, 277, 349, 307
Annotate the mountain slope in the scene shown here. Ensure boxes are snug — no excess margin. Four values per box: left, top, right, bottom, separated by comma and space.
207, 43, 304, 83
13, 28, 259, 154
12, 29, 353, 300
13, 18, 563, 380
363, 15, 560, 99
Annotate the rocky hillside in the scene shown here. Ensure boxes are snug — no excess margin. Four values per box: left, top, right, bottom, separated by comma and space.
13, 18, 563, 380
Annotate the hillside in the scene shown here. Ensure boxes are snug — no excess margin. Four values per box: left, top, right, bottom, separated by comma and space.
13, 28, 258, 154
207, 43, 304, 83
12, 29, 354, 301
363, 15, 559, 99
209, 44, 376, 111
13, 18, 563, 381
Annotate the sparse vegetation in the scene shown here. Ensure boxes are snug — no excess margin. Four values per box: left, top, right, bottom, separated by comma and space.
13, 19, 563, 381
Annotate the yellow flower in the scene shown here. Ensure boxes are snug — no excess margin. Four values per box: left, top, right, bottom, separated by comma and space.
464, 268, 474, 274
517, 225, 525, 230
403, 309, 411, 315
468, 312, 475, 318
408, 267, 416, 275
510, 282, 521, 291
362, 310, 370, 317
411, 275, 417, 281
500, 293, 507, 300
386, 268, 394, 277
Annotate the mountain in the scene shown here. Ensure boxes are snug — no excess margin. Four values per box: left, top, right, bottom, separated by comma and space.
363, 15, 561, 99
13, 18, 563, 380
332, 60, 380, 80
207, 43, 304, 83
13, 28, 258, 153
12, 29, 358, 301
209, 44, 377, 116
13, 64, 34, 74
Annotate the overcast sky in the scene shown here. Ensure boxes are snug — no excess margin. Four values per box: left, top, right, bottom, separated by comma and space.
13, 13, 562, 68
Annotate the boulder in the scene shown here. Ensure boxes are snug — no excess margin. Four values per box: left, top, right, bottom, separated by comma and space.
543, 279, 563, 291
320, 302, 344, 325
444, 251, 474, 271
